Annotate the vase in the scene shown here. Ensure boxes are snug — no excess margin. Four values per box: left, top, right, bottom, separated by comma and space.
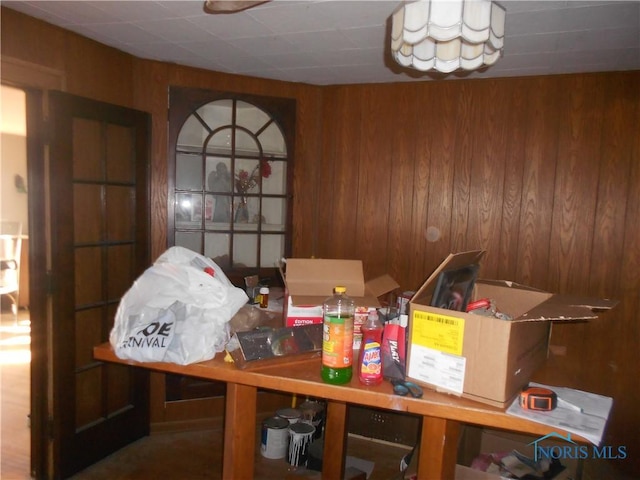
235, 197, 249, 223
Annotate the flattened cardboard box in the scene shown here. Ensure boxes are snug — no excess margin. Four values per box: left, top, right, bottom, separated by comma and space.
280, 258, 399, 327
407, 250, 617, 408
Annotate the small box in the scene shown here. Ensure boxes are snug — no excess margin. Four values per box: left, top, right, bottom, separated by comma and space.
407, 250, 617, 407
478, 429, 580, 479
457, 426, 580, 480
227, 324, 323, 369
348, 405, 420, 446
280, 258, 399, 328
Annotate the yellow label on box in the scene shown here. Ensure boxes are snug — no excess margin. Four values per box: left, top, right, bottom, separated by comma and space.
411, 310, 465, 356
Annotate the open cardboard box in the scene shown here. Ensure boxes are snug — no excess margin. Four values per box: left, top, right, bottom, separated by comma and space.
280, 258, 399, 327
407, 250, 617, 407
457, 426, 579, 480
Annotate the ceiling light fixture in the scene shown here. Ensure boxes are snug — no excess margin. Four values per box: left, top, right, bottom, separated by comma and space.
391, 0, 506, 73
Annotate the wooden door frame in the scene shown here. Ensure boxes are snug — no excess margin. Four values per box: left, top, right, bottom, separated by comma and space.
1, 55, 65, 479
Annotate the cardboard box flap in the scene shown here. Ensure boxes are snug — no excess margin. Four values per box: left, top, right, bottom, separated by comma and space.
475, 280, 553, 319
365, 274, 400, 298
514, 294, 619, 322
476, 279, 548, 294
284, 258, 365, 297
412, 250, 486, 305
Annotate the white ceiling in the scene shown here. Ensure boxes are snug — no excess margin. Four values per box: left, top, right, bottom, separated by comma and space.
3, 0, 639, 86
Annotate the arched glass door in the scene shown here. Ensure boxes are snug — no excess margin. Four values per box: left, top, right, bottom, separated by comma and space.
167, 88, 295, 401
169, 89, 294, 288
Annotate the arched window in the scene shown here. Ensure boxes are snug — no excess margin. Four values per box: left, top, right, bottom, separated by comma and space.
169, 88, 294, 287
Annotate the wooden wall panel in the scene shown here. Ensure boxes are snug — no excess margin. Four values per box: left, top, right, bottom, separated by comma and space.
313, 72, 640, 474
356, 84, 395, 276
543, 74, 603, 384
590, 74, 637, 296
466, 79, 508, 277
63, 35, 134, 107
417, 82, 457, 285
290, 88, 323, 258
318, 87, 362, 259
450, 82, 475, 255
613, 132, 640, 466
317, 88, 339, 257
335, 86, 363, 260
0, 8, 65, 73
515, 77, 559, 288
583, 73, 638, 403
495, 78, 529, 280
386, 84, 419, 285
548, 75, 602, 294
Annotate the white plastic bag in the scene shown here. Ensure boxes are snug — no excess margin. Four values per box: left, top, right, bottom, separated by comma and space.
110, 246, 248, 365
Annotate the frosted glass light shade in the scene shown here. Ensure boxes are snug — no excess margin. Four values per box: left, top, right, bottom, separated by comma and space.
391, 0, 506, 73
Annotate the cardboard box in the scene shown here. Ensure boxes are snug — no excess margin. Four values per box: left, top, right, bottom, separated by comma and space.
478, 429, 580, 479
280, 258, 399, 327
457, 426, 579, 480
454, 465, 501, 479
407, 250, 617, 407
348, 405, 420, 447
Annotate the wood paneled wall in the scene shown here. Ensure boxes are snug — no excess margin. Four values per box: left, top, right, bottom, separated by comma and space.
2, 6, 638, 475
313, 74, 640, 472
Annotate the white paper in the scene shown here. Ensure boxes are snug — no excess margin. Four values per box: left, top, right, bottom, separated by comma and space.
506, 382, 613, 446
407, 345, 465, 394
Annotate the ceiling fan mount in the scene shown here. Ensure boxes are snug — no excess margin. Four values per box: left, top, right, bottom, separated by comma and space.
204, 1, 271, 14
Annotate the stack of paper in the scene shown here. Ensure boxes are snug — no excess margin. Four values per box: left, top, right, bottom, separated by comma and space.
506, 382, 613, 446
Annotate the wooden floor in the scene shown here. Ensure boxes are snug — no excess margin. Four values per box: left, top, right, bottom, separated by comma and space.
0, 310, 31, 480
2, 309, 636, 480
65, 431, 412, 480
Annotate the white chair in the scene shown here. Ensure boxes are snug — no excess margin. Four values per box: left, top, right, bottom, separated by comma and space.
0, 221, 23, 323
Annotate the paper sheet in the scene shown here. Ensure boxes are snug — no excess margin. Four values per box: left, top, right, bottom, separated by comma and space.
506, 382, 612, 446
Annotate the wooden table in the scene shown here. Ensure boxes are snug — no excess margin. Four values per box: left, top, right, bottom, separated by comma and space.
94, 343, 584, 479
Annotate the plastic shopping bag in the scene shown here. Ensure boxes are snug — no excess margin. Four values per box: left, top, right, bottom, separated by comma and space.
110, 246, 248, 365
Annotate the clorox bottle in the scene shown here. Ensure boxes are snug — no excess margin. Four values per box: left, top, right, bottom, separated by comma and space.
321, 286, 355, 384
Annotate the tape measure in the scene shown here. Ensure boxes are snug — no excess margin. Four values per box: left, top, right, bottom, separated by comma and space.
519, 386, 557, 411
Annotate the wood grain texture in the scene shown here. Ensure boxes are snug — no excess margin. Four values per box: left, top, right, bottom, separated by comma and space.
418, 81, 457, 284
318, 86, 362, 259
290, 86, 323, 258
419, 417, 459, 480
451, 82, 476, 254
308, 73, 639, 474
495, 77, 528, 280
387, 84, 419, 285
223, 382, 257, 480
323, 401, 348, 479
132, 60, 170, 261
356, 84, 394, 276
515, 76, 558, 288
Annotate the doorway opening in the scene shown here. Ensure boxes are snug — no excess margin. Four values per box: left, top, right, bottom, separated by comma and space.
0, 84, 31, 478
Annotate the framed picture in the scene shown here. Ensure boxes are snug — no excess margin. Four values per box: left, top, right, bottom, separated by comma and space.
430, 264, 479, 312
